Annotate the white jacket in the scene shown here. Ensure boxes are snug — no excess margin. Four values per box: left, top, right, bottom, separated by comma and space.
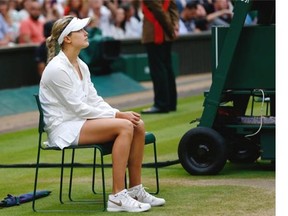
39, 50, 119, 149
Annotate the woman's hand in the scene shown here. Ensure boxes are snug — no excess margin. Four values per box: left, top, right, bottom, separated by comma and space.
115, 111, 141, 127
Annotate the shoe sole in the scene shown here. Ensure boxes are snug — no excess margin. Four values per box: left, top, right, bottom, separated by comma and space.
150, 201, 166, 207
107, 206, 151, 212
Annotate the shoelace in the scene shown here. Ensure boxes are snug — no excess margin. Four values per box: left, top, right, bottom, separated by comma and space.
138, 187, 153, 200
121, 192, 142, 207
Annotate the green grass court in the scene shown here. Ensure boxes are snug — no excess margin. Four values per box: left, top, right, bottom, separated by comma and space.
0, 95, 275, 216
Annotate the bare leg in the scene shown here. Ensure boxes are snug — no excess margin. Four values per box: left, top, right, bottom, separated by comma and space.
111, 127, 133, 194
78, 118, 134, 194
127, 120, 145, 188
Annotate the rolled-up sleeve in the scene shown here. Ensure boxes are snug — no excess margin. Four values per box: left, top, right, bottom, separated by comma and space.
86, 78, 119, 116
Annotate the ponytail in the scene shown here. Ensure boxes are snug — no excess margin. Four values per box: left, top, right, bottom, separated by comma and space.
46, 35, 59, 64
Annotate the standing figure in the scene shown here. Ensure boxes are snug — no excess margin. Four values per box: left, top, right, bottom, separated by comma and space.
141, 0, 179, 114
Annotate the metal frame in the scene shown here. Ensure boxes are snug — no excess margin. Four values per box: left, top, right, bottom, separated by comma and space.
32, 94, 159, 212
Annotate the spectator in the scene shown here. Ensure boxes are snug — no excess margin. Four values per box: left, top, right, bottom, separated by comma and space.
79, 0, 90, 18
63, 0, 91, 19
7, 0, 23, 41
0, 0, 16, 44
203, 0, 233, 26
179, 0, 207, 34
120, 1, 142, 38
41, 0, 62, 22
66, 7, 80, 17
88, 0, 124, 39
179, 0, 235, 34
18, 0, 45, 44
0, 10, 10, 46
63, 0, 83, 16
141, 0, 179, 114
18, 0, 32, 21
35, 20, 55, 76
88, 0, 111, 29
175, 0, 187, 13
99, 5, 125, 39
131, 0, 143, 22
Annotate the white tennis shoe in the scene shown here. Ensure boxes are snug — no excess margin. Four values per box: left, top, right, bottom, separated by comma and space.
128, 184, 166, 207
107, 189, 151, 212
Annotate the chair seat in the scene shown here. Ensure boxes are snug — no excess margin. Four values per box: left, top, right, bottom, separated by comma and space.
41, 132, 155, 156
144, 132, 156, 144
42, 141, 114, 156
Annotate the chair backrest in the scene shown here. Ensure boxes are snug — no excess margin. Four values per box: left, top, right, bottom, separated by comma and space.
34, 94, 45, 134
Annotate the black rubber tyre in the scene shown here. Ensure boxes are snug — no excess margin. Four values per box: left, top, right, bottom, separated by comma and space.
178, 127, 228, 175
228, 137, 260, 164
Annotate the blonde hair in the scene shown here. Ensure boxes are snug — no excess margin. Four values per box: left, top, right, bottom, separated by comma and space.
46, 15, 74, 64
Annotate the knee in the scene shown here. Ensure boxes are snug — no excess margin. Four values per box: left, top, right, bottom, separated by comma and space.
119, 119, 134, 136
135, 119, 145, 134
138, 119, 145, 129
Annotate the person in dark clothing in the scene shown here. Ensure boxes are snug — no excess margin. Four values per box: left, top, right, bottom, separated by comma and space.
141, 0, 179, 114
34, 20, 55, 76
203, 0, 233, 26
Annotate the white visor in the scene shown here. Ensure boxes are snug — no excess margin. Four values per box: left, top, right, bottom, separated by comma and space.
57, 17, 91, 45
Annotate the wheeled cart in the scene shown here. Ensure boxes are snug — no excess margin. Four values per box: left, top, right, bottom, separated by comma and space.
178, 0, 275, 175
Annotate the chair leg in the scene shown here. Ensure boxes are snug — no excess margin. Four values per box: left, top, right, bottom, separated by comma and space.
99, 149, 107, 211
152, 141, 159, 195
68, 149, 76, 201
91, 147, 107, 211
32, 138, 42, 211
59, 150, 66, 204
92, 148, 97, 194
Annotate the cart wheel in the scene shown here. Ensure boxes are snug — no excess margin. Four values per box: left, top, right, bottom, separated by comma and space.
228, 137, 260, 164
178, 127, 228, 175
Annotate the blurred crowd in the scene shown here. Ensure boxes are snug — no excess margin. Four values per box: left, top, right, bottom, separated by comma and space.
0, 0, 259, 47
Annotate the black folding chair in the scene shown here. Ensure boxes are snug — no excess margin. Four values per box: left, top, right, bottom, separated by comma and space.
32, 94, 159, 212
